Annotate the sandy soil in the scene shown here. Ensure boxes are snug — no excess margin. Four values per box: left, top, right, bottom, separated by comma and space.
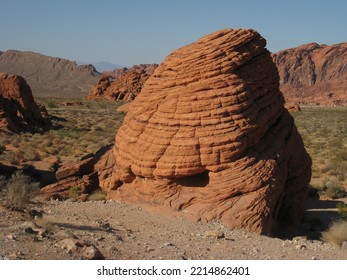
1, 198, 346, 260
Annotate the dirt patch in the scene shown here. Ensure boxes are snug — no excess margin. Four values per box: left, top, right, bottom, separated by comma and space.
1, 199, 346, 260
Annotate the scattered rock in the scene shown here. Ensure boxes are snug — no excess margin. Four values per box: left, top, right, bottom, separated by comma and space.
56, 238, 104, 260
341, 241, 347, 251
79, 244, 104, 260
204, 231, 225, 239
57, 238, 80, 252
285, 103, 301, 112
296, 244, 307, 250
5, 234, 16, 241
293, 236, 307, 243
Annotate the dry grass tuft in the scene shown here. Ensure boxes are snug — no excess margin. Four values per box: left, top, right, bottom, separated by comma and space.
35, 216, 56, 231
3, 171, 40, 211
88, 189, 107, 201
321, 219, 347, 247
68, 185, 80, 199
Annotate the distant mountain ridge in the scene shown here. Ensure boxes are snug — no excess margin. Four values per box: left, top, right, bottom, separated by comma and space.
273, 42, 347, 106
76, 61, 123, 72
0, 50, 101, 98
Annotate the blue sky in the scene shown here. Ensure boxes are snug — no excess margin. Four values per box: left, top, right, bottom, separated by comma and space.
0, 0, 346, 66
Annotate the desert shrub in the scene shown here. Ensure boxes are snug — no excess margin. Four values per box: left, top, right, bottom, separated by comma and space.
0, 175, 6, 190
35, 217, 55, 231
21, 149, 41, 161
321, 220, 347, 247
47, 100, 58, 108
320, 163, 333, 173
336, 202, 347, 217
0, 151, 18, 165
323, 179, 346, 199
88, 189, 107, 201
3, 171, 40, 211
68, 186, 80, 199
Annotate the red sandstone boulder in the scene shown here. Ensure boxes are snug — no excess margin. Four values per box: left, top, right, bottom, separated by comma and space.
273, 43, 347, 106
41, 29, 311, 235
108, 29, 312, 235
0, 73, 50, 134
39, 146, 113, 201
285, 103, 301, 112
86, 64, 158, 101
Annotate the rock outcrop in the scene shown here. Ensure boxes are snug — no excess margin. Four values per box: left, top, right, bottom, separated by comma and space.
0, 50, 100, 98
0, 73, 51, 134
86, 64, 158, 101
273, 43, 347, 106
41, 29, 311, 235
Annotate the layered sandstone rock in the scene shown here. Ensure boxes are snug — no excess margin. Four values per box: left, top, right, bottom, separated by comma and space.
86, 64, 158, 101
39, 145, 113, 201
273, 43, 347, 106
0, 73, 50, 134
41, 29, 311, 235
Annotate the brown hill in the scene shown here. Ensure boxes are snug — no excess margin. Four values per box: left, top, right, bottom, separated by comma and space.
0, 73, 50, 134
273, 43, 347, 106
0, 50, 100, 98
87, 64, 158, 101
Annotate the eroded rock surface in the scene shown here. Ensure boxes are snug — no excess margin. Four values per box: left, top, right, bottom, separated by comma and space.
41, 29, 311, 235
273, 43, 347, 106
0, 73, 50, 134
86, 64, 158, 101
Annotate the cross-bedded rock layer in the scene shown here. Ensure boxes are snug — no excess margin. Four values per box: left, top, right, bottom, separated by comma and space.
41, 29, 311, 235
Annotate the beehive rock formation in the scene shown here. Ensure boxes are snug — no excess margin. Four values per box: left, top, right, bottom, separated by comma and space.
41, 29, 311, 235
106, 28, 311, 235
86, 64, 158, 101
0, 73, 50, 134
273, 42, 347, 106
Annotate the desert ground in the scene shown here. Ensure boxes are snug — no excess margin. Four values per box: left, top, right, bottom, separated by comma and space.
0, 100, 346, 260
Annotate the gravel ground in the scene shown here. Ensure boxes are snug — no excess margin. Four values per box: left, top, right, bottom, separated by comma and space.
1, 199, 346, 260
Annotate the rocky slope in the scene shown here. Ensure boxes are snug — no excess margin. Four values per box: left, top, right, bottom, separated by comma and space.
273, 42, 347, 106
41, 29, 311, 236
0, 73, 50, 134
0, 50, 100, 98
87, 64, 158, 101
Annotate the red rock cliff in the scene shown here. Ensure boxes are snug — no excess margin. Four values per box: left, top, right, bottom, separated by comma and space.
273, 42, 347, 106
